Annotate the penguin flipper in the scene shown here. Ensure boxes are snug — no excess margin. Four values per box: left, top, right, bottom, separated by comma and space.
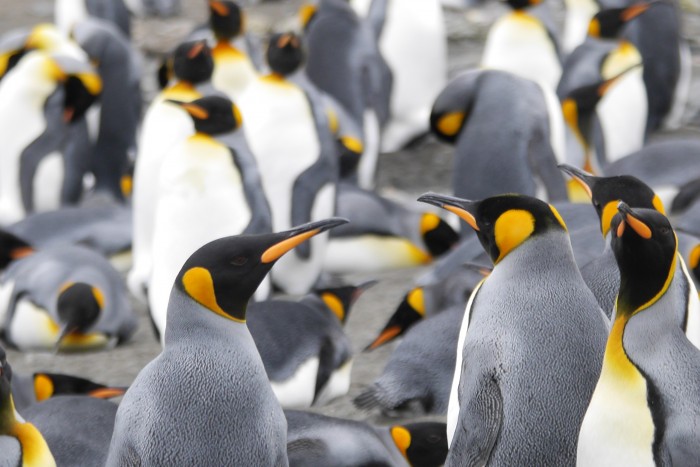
228, 147, 273, 235
447, 372, 502, 467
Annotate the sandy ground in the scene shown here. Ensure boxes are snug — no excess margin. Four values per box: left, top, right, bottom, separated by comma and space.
1, 0, 700, 429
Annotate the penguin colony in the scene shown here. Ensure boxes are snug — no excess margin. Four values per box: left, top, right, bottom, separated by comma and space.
0, 0, 700, 465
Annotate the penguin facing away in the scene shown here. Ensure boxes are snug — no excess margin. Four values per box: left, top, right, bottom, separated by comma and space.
128, 39, 214, 303
560, 164, 700, 348
0, 346, 56, 467
106, 218, 346, 466
418, 192, 607, 466
147, 95, 271, 341
577, 203, 700, 466
238, 32, 337, 294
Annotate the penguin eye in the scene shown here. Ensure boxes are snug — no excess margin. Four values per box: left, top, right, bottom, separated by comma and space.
230, 256, 248, 266
427, 435, 441, 443
659, 227, 670, 235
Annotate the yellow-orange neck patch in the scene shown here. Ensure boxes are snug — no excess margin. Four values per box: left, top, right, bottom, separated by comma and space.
182, 267, 244, 323
494, 209, 535, 263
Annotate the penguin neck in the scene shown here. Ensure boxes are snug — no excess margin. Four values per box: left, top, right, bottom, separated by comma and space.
0, 394, 55, 467
495, 229, 575, 273
616, 252, 677, 320
213, 40, 244, 58
164, 287, 249, 346
162, 81, 201, 102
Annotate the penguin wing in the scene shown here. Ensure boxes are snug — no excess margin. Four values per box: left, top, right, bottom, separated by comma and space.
365, 0, 388, 39
227, 144, 273, 235
448, 369, 503, 467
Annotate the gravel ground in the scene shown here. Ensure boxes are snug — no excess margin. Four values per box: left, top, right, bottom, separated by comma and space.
1, 0, 700, 429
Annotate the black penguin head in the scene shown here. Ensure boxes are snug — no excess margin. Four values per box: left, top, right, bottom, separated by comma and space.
505, 0, 542, 10
314, 280, 376, 324
266, 32, 305, 77
167, 95, 242, 135
32, 372, 127, 402
209, 0, 244, 41
366, 286, 425, 351
588, 2, 656, 39
171, 40, 214, 85
420, 212, 459, 257
558, 164, 665, 237
46, 55, 102, 124
611, 203, 677, 315
689, 244, 700, 285
176, 218, 348, 322
55, 282, 104, 347
391, 422, 449, 467
0, 230, 34, 270
418, 193, 567, 265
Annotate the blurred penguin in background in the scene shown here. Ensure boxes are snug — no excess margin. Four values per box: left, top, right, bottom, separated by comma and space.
302, 0, 392, 189
238, 32, 338, 295
129, 40, 214, 303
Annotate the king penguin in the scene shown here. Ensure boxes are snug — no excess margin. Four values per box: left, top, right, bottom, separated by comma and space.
351, 0, 448, 152
106, 218, 346, 466
431, 69, 567, 225
128, 39, 214, 302
0, 347, 56, 467
208, 0, 258, 99
286, 410, 448, 467
0, 236, 137, 352
238, 32, 337, 295
417, 192, 607, 465
302, 0, 392, 189
0, 51, 101, 225
148, 95, 272, 341
577, 203, 700, 466
560, 164, 700, 348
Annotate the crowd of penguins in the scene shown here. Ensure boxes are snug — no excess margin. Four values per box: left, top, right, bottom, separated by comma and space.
1, 0, 700, 464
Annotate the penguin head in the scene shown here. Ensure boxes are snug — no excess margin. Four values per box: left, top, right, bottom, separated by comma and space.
32, 373, 127, 402
209, 0, 244, 41
366, 286, 425, 351
55, 282, 104, 348
611, 202, 677, 314
45, 54, 102, 123
506, 0, 542, 10
167, 95, 242, 135
176, 218, 348, 323
266, 32, 305, 77
0, 230, 34, 270
558, 164, 664, 237
171, 40, 214, 85
689, 244, 700, 285
588, 2, 656, 39
420, 213, 459, 257
391, 422, 449, 467
418, 193, 567, 265
314, 280, 376, 324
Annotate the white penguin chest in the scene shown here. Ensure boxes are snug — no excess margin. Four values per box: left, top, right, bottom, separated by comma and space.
577, 326, 655, 467
240, 80, 320, 230
481, 12, 561, 89
212, 47, 257, 100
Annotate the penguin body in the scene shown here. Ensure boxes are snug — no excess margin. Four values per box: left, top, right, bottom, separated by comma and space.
0, 243, 137, 351
352, 0, 447, 152
247, 285, 362, 407
0, 345, 57, 467
481, 2, 562, 89
418, 193, 607, 465
71, 18, 141, 201
8, 203, 132, 264
0, 51, 100, 225
148, 96, 270, 340
578, 204, 700, 466
238, 35, 337, 294
286, 410, 448, 467
431, 70, 567, 227
562, 0, 600, 54
304, 0, 392, 188
54, 0, 131, 37
21, 396, 117, 467
355, 305, 462, 416
324, 182, 458, 273
128, 40, 213, 302
106, 219, 345, 466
